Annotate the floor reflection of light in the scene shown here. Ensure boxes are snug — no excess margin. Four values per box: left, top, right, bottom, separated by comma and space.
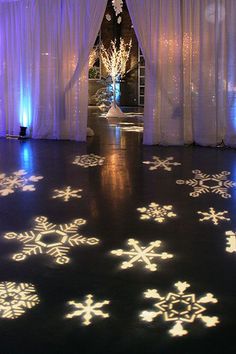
100, 152, 132, 209
20, 143, 33, 171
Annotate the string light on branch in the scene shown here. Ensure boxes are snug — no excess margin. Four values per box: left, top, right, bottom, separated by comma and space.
100, 38, 132, 82
100, 37, 132, 117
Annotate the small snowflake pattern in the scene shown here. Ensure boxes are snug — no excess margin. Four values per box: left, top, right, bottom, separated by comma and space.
0, 169, 43, 196
137, 203, 176, 223
0, 281, 39, 319
72, 154, 105, 168
225, 231, 236, 253
143, 156, 181, 171
111, 238, 173, 272
66, 294, 110, 326
52, 186, 82, 202
140, 281, 219, 337
176, 170, 236, 198
4, 216, 99, 265
198, 207, 230, 225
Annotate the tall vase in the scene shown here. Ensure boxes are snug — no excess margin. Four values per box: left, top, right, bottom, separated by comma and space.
106, 78, 125, 118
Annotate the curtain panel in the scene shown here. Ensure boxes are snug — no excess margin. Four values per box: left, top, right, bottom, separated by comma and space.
0, 0, 107, 140
127, 0, 236, 146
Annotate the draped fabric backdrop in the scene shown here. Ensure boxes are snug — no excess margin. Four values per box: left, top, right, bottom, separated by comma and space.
0, 0, 107, 140
127, 0, 236, 146
1, 0, 236, 146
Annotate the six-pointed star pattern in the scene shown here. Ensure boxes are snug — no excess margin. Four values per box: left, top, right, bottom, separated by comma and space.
4, 216, 99, 265
140, 281, 219, 336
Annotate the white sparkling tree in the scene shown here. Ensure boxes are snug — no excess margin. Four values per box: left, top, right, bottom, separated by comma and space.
100, 37, 132, 117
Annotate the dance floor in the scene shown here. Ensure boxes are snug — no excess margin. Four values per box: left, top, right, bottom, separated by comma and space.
0, 108, 235, 354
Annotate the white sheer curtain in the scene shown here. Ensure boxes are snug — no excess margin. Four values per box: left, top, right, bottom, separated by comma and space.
0, 0, 107, 140
127, 0, 236, 146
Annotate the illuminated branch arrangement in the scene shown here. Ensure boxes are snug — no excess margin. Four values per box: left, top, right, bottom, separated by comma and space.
100, 37, 132, 117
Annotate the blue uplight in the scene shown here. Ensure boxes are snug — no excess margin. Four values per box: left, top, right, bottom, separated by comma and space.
108, 81, 121, 104
19, 87, 32, 128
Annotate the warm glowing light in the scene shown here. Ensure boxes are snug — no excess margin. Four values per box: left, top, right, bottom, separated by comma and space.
66, 294, 110, 326
137, 203, 177, 223
198, 207, 230, 225
100, 38, 132, 108
100, 38, 132, 81
4, 216, 99, 264
72, 154, 105, 168
140, 281, 219, 336
52, 186, 82, 202
225, 231, 236, 253
111, 239, 173, 272
177, 170, 236, 198
0, 282, 39, 319
0, 169, 43, 197
143, 156, 181, 171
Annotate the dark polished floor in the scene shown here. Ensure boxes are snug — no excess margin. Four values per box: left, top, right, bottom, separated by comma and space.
0, 108, 235, 354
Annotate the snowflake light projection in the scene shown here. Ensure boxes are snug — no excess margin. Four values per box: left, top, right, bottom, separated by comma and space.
176, 170, 236, 198
4, 216, 99, 265
111, 239, 173, 272
140, 281, 219, 337
225, 231, 236, 253
137, 203, 177, 223
52, 186, 82, 202
198, 207, 230, 225
0, 282, 39, 319
143, 156, 181, 171
66, 294, 110, 326
72, 154, 105, 168
0, 169, 43, 196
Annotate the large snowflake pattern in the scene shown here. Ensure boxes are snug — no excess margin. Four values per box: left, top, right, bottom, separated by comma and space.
225, 231, 236, 253
140, 281, 219, 336
4, 216, 99, 265
0, 169, 43, 196
143, 156, 181, 171
176, 170, 236, 198
137, 202, 176, 223
66, 294, 110, 326
0, 282, 39, 319
111, 239, 173, 271
198, 207, 230, 225
52, 186, 82, 202
72, 154, 105, 168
